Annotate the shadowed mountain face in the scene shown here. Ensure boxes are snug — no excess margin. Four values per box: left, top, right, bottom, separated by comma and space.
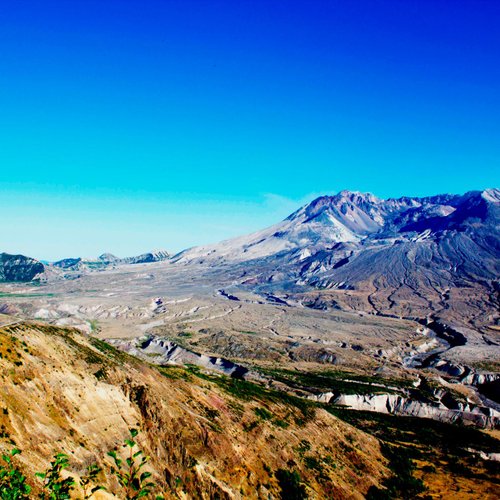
0, 253, 44, 282
176, 189, 500, 329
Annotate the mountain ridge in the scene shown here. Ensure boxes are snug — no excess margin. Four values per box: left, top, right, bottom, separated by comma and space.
174, 188, 499, 263
172, 188, 499, 336
52, 249, 170, 270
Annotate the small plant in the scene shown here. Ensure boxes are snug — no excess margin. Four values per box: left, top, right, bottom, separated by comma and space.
1, 431, 166, 499
273, 418, 289, 428
107, 428, 158, 499
36, 453, 75, 499
79, 463, 105, 499
243, 420, 258, 432
295, 440, 311, 456
303, 456, 321, 472
0, 448, 31, 499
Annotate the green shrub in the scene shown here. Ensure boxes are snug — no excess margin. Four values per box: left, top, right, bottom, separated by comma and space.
36, 453, 75, 499
78, 463, 105, 499
366, 444, 425, 499
1, 429, 164, 499
0, 448, 31, 499
107, 428, 159, 499
254, 407, 273, 420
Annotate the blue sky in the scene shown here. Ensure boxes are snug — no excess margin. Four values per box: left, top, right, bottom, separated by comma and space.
1, 0, 499, 260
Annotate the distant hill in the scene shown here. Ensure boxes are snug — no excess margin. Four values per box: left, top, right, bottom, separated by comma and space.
52, 249, 170, 270
0, 253, 45, 282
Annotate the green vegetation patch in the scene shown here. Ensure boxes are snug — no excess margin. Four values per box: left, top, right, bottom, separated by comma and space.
254, 407, 273, 420
157, 365, 192, 381
366, 443, 425, 499
260, 368, 412, 396
275, 469, 307, 500
0, 292, 56, 298
87, 320, 100, 333
88, 337, 131, 364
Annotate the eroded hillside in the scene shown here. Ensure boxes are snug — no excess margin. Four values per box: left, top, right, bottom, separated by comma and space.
0, 318, 499, 499
0, 319, 386, 499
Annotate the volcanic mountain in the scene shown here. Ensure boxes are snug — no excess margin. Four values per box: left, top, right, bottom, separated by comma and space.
175, 189, 500, 332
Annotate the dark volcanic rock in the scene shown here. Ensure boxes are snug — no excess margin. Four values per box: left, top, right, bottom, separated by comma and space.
0, 253, 45, 282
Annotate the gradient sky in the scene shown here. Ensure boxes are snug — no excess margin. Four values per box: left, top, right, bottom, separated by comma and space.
1, 0, 499, 260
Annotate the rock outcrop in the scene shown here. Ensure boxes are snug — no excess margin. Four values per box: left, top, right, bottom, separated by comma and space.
107, 335, 249, 378
53, 249, 170, 270
328, 393, 500, 429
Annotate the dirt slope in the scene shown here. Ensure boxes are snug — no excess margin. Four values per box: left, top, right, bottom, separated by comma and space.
0, 321, 386, 499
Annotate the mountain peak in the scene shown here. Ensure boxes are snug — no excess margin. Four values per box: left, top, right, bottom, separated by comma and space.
334, 189, 379, 202
290, 191, 380, 221
99, 253, 119, 262
481, 188, 500, 203
175, 187, 500, 266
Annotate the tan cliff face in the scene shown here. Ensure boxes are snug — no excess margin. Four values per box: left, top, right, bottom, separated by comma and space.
0, 319, 386, 499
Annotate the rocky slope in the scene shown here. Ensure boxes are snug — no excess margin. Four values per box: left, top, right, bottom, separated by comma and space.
123, 249, 170, 264
322, 392, 499, 429
106, 333, 500, 429
0, 253, 45, 282
1, 319, 499, 499
107, 334, 250, 378
0, 318, 387, 499
174, 189, 498, 264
